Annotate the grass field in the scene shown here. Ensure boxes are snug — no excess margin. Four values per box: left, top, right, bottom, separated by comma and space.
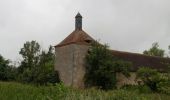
0, 82, 169, 100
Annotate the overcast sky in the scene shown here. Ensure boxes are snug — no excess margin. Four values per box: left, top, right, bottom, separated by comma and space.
0, 0, 170, 62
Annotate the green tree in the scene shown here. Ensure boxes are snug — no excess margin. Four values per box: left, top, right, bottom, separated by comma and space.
85, 41, 131, 90
19, 41, 40, 72
143, 42, 164, 57
0, 55, 10, 80
137, 67, 162, 91
18, 41, 41, 83
18, 41, 59, 85
34, 46, 60, 85
0, 55, 16, 81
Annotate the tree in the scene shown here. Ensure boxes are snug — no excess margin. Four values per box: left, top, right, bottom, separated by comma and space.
34, 46, 60, 85
0, 55, 16, 81
85, 41, 131, 90
143, 42, 164, 57
19, 41, 40, 72
18, 41, 41, 83
0, 55, 10, 80
18, 41, 59, 85
137, 67, 162, 91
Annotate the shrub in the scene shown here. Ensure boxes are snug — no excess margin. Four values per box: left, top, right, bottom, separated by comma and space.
137, 67, 163, 92
85, 41, 131, 90
85, 42, 116, 90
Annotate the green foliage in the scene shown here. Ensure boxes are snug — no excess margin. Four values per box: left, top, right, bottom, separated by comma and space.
138, 85, 152, 94
85, 42, 116, 90
137, 67, 165, 92
113, 60, 132, 77
157, 75, 170, 94
0, 82, 170, 100
157, 66, 170, 94
33, 46, 60, 85
122, 85, 152, 94
159, 63, 170, 94
18, 41, 59, 85
19, 41, 40, 70
18, 40, 41, 83
0, 55, 17, 81
143, 42, 165, 57
5, 66, 18, 81
85, 41, 131, 90
0, 55, 10, 80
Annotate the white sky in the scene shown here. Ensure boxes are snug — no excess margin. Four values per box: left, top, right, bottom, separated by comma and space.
0, 0, 170, 62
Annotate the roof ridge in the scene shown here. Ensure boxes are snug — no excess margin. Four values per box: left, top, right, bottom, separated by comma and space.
111, 49, 170, 60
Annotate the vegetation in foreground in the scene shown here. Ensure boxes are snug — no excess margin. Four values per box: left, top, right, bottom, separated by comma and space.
0, 41, 170, 100
0, 82, 170, 100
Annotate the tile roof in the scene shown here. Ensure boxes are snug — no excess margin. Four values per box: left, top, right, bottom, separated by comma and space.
55, 30, 94, 47
111, 50, 170, 72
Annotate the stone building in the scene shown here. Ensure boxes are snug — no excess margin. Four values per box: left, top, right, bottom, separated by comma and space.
55, 13, 94, 88
55, 13, 170, 88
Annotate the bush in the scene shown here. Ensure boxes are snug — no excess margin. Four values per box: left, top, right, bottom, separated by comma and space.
138, 85, 152, 93
157, 73, 170, 94
137, 67, 166, 92
113, 60, 131, 77
85, 42, 116, 90
85, 41, 131, 90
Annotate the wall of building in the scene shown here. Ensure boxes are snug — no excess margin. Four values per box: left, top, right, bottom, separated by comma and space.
55, 44, 89, 88
55, 44, 75, 86
55, 44, 144, 88
116, 72, 140, 88
72, 44, 89, 88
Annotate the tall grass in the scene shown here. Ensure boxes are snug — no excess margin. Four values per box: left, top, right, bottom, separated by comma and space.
0, 82, 169, 100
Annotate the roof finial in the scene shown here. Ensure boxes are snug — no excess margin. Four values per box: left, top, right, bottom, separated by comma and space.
75, 12, 82, 30
75, 12, 82, 18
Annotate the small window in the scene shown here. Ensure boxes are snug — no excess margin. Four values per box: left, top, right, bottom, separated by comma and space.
85, 39, 92, 43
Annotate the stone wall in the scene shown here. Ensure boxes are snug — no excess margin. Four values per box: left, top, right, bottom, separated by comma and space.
55, 44, 89, 88
72, 44, 89, 88
55, 44, 75, 86
116, 72, 140, 88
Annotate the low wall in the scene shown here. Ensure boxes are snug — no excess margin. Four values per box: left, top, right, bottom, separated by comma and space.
116, 72, 141, 88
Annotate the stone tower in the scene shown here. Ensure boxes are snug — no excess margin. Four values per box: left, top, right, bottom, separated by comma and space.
55, 13, 94, 88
